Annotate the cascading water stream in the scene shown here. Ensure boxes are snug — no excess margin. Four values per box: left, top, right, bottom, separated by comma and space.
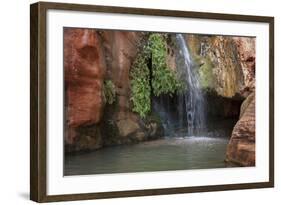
152, 34, 206, 137
175, 34, 206, 136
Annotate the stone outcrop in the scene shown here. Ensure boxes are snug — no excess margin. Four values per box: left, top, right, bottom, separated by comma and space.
64, 30, 163, 152
100, 31, 143, 121
64, 28, 106, 151
222, 37, 256, 166
186, 35, 255, 99
99, 31, 163, 145
117, 119, 140, 137
64, 28, 106, 128
233, 37, 256, 97
225, 92, 255, 166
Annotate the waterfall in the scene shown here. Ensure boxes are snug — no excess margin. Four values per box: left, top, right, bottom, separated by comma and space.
151, 34, 206, 137
152, 96, 174, 137
176, 34, 206, 136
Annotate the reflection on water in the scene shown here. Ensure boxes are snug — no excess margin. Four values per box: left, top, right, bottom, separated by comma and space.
64, 134, 236, 176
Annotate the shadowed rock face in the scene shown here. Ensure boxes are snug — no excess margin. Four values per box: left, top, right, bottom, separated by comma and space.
226, 93, 255, 166
64, 28, 106, 149
101, 31, 142, 120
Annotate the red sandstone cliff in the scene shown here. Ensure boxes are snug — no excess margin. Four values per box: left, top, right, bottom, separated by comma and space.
226, 93, 255, 166
64, 28, 106, 149
64, 29, 162, 151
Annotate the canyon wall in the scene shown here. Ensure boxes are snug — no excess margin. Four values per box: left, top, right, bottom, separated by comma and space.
99, 31, 163, 146
64, 29, 163, 152
186, 35, 255, 98
64, 28, 106, 151
225, 93, 255, 166
64, 29, 256, 166
226, 38, 256, 166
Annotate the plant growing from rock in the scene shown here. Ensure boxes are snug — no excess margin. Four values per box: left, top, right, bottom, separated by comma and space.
103, 80, 116, 105
148, 34, 183, 96
130, 54, 151, 118
130, 33, 184, 118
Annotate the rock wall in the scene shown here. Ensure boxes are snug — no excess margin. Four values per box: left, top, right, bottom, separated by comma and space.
186, 35, 255, 99
101, 31, 142, 122
99, 31, 163, 146
232, 37, 256, 97
64, 29, 163, 152
223, 37, 256, 166
64, 28, 106, 151
226, 93, 255, 166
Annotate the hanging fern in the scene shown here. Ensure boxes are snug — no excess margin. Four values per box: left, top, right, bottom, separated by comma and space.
130, 33, 184, 118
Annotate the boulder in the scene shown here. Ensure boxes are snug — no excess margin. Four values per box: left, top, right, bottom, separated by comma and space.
117, 118, 140, 137
135, 132, 146, 141
65, 125, 103, 152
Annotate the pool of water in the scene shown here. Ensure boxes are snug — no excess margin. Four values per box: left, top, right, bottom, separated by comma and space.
64, 135, 234, 176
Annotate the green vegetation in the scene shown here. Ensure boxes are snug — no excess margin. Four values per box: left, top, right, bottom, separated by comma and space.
195, 56, 215, 90
130, 54, 151, 118
103, 80, 116, 105
130, 33, 184, 118
149, 34, 184, 96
